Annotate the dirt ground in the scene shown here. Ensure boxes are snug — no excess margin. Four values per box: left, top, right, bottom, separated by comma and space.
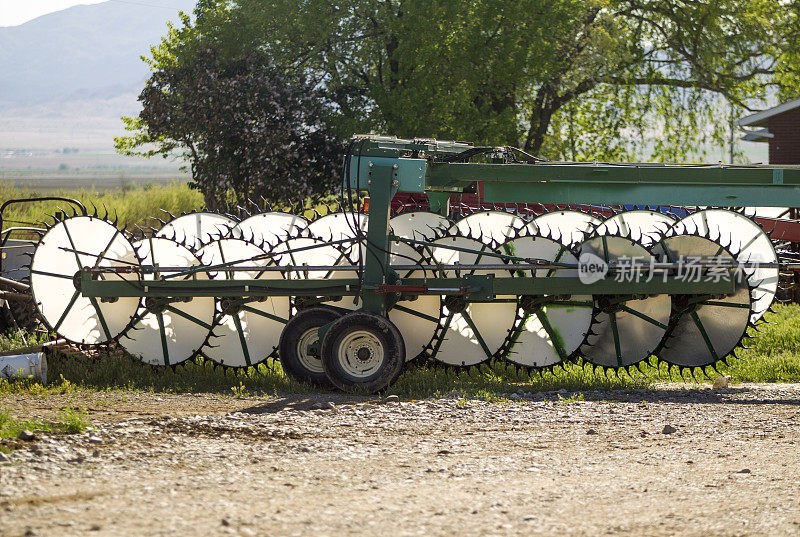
2, 383, 800, 537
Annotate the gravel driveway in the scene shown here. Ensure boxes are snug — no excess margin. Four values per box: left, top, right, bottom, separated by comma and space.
2, 383, 800, 537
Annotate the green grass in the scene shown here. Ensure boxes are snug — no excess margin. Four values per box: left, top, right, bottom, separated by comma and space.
2, 310, 800, 403
723, 304, 800, 382
0, 181, 203, 235
2, 305, 800, 401
0, 329, 51, 352
0, 406, 89, 441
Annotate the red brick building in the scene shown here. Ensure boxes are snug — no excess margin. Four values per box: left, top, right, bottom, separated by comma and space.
738, 98, 800, 164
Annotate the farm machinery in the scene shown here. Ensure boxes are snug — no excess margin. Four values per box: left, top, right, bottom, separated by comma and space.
4, 134, 800, 392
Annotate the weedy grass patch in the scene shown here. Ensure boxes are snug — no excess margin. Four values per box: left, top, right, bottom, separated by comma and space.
0, 406, 89, 441
0, 181, 203, 235
2, 306, 799, 401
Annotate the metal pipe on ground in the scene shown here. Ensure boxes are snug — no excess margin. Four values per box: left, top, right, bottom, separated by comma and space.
0, 290, 30, 301
0, 339, 70, 384
0, 275, 30, 291
0, 339, 67, 357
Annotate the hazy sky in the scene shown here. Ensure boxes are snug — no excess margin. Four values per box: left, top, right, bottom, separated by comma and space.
0, 0, 184, 27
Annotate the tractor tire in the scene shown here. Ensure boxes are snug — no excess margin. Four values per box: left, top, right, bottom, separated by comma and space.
320, 312, 405, 393
278, 306, 343, 386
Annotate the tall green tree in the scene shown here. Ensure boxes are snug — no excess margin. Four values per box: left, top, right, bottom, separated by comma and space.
125, 0, 799, 162
117, 48, 341, 209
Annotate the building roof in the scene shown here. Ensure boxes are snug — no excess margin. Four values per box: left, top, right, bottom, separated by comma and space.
737, 98, 800, 127
741, 128, 774, 142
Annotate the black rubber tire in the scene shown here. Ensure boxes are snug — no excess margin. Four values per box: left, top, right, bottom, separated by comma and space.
320, 312, 406, 393
278, 307, 343, 386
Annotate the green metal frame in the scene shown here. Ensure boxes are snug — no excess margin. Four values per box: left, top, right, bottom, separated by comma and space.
79, 135, 800, 317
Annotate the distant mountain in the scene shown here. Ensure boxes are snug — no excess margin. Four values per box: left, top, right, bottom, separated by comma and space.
0, 0, 196, 106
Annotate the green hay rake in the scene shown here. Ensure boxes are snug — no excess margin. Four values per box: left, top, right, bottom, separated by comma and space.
20, 135, 800, 392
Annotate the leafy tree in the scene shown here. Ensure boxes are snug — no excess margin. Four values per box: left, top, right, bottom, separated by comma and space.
129, 0, 799, 163
116, 48, 341, 209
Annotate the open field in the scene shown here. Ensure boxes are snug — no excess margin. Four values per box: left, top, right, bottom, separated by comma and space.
0, 181, 203, 233
0, 171, 189, 192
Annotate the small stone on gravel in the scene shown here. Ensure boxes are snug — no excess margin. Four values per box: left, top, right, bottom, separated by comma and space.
713, 376, 730, 389
17, 430, 36, 441
586, 429, 597, 435
737, 468, 752, 474
662, 425, 677, 434
0, 451, 10, 462
88, 436, 103, 444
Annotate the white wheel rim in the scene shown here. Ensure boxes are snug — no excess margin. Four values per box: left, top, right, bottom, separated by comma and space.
337, 329, 384, 378
297, 327, 324, 374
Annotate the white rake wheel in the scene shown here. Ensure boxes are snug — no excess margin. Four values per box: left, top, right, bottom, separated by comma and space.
451, 210, 537, 246
156, 212, 236, 250
30, 216, 141, 344
198, 238, 290, 368
121, 237, 216, 367
306, 211, 368, 259
594, 210, 675, 248
271, 235, 361, 312
386, 235, 441, 362
577, 234, 671, 369
534, 210, 603, 247
501, 234, 593, 369
231, 212, 309, 247
655, 234, 752, 368
389, 211, 451, 240
675, 209, 777, 323
428, 235, 517, 367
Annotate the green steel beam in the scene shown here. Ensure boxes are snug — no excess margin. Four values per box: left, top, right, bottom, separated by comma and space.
361, 164, 396, 315
81, 274, 734, 298
425, 162, 800, 207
